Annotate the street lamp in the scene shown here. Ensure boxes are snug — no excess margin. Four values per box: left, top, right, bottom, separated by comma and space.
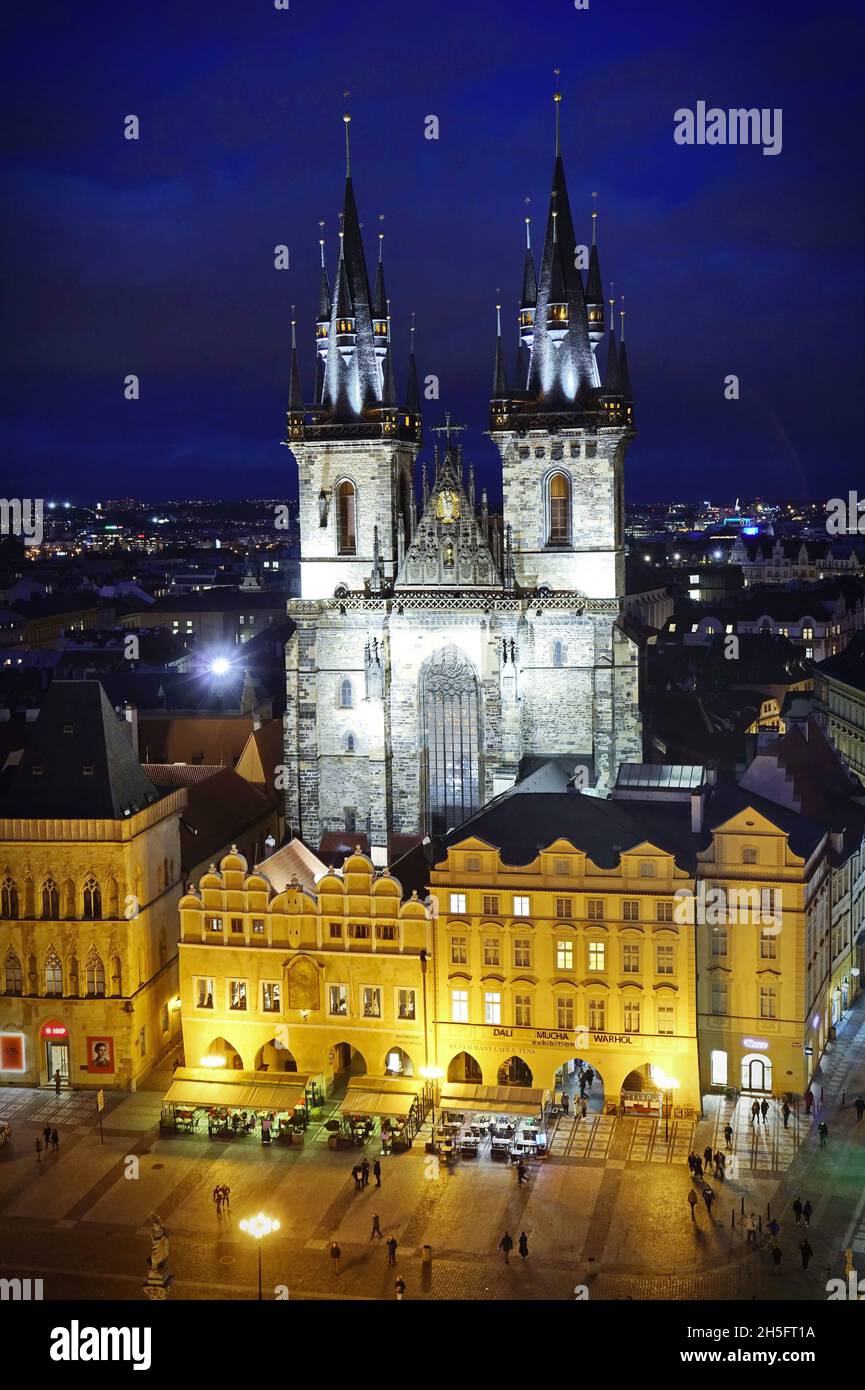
650, 1065, 680, 1141
240, 1212, 280, 1301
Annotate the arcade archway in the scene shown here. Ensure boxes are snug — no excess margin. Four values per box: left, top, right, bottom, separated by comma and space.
202, 1037, 243, 1070
383, 1046, 414, 1077
496, 1055, 533, 1087
255, 1038, 299, 1072
554, 1056, 606, 1113
331, 1042, 367, 1077
447, 1050, 482, 1084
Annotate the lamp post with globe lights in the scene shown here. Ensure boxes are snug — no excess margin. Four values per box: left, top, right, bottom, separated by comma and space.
240, 1212, 280, 1301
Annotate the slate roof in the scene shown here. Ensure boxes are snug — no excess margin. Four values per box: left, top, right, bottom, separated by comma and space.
0, 680, 162, 820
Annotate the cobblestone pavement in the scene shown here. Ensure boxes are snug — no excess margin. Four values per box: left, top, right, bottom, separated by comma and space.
1, 1000, 864, 1300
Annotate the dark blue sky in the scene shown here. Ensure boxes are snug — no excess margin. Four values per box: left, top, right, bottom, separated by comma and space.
2, 0, 862, 504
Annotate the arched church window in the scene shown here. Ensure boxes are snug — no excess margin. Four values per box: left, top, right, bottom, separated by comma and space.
345, 732, 356, 753
85, 952, 106, 998
83, 876, 102, 920
0, 874, 18, 918
41, 877, 60, 919
339, 678, 353, 709
336, 481, 357, 555
548, 473, 571, 545
44, 950, 63, 997
419, 646, 481, 837
553, 641, 564, 668
4, 952, 22, 995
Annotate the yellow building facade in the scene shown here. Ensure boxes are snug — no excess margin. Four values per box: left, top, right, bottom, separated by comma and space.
178, 850, 430, 1086
0, 792, 186, 1090
427, 834, 702, 1113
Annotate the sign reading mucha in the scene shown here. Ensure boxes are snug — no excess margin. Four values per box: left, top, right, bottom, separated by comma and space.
435, 489, 459, 523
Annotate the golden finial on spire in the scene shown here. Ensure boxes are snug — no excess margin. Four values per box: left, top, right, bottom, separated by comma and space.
378, 212, 384, 262
619, 292, 626, 343
553, 69, 562, 156
608, 281, 615, 333
523, 195, 532, 249
290, 304, 297, 349
318, 219, 326, 267
591, 190, 598, 245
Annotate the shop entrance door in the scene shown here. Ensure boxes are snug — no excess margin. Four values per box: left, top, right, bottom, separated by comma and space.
47, 1040, 69, 1085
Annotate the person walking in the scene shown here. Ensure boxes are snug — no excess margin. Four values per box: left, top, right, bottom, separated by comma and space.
352, 1164, 362, 1190
35, 1137, 43, 1163
713, 1151, 725, 1180
518, 1232, 529, 1262
724, 1123, 733, 1151
373, 1159, 382, 1188
802, 1200, 813, 1228
804, 1089, 813, 1115
751, 1100, 760, 1125
702, 1185, 715, 1217
818, 1121, 829, 1147
361, 1157, 370, 1187
221, 1184, 230, 1209
771, 1245, 783, 1275
51, 1129, 59, 1152
782, 1102, 791, 1129
516, 1160, 527, 1187
703, 1144, 713, 1172
370, 1213, 382, 1240
386, 1235, 398, 1266
687, 1188, 698, 1221
329, 1241, 341, 1274
856, 1095, 865, 1122
54, 1069, 62, 1097
499, 1231, 514, 1264
799, 1237, 813, 1270
767, 1217, 780, 1241
561, 1092, 569, 1116
694, 1157, 704, 1181
213, 1187, 223, 1217
792, 1198, 803, 1225
586, 1067, 595, 1089
394, 1276, 406, 1300
746, 1212, 758, 1245
580, 1099, 587, 1120
42, 1125, 51, 1149
760, 1098, 769, 1125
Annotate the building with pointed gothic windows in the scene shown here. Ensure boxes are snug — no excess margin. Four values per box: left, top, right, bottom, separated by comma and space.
283, 96, 643, 862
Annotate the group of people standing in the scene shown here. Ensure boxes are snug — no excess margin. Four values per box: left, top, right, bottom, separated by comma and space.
351, 1157, 382, 1189
35, 1125, 60, 1160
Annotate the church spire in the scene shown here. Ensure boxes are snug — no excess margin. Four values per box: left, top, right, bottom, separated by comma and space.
602, 291, 620, 393
585, 193, 604, 348
322, 110, 380, 416
288, 308, 304, 412
618, 295, 632, 400
492, 302, 509, 398
405, 313, 420, 415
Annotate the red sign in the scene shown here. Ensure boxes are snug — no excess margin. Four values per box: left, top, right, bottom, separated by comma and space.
0, 1033, 25, 1072
40, 1020, 68, 1040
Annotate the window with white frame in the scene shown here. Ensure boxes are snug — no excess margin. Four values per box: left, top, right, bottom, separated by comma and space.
451, 988, 469, 1022
262, 981, 281, 1013
656, 901, 674, 922
622, 943, 640, 974
622, 900, 639, 921
588, 941, 606, 972
362, 986, 381, 1018
555, 897, 573, 918
450, 935, 467, 965
513, 937, 531, 968
587, 899, 604, 920
328, 983, 348, 1016
484, 991, 501, 1025
482, 895, 499, 915
760, 929, 778, 959
514, 993, 531, 1026
556, 995, 574, 1029
658, 1003, 675, 1035
483, 937, 501, 966
556, 939, 574, 970
397, 988, 416, 1021
742, 846, 757, 865
195, 977, 214, 1009
711, 925, 728, 957
206, 916, 223, 933
760, 984, 777, 1019
656, 944, 674, 975
228, 979, 248, 1011
623, 1000, 640, 1033
513, 895, 530, 917
639, 862, 656, 878
588, 997, 606, 1031
450, 893, 466, 913
710, 1049, 727, 1085
711, 979, 728, 1015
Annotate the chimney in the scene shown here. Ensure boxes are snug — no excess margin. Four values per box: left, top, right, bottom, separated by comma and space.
691, 790, 704, 833
123, 701, 139, 759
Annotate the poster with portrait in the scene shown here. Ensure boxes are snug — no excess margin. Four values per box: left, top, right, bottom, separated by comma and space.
0, 1033, 26, 1073
87, 1036, 115, 1073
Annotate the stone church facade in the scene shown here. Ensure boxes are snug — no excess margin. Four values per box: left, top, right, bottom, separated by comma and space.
284, 99, 642, 860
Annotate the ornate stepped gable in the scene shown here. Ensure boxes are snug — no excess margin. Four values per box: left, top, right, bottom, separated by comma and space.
396, 444, 501, 591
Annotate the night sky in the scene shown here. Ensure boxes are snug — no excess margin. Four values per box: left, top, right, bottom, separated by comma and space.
2, 0, 862, 506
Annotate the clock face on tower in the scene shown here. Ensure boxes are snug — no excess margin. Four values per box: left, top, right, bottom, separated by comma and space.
435, 490, 460, 523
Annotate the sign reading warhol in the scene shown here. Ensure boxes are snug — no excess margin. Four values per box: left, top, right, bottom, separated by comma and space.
673, 102, 782, 157
673, 885, 782, 931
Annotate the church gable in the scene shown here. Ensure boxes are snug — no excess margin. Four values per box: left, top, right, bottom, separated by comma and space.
396, 446, 502, 591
